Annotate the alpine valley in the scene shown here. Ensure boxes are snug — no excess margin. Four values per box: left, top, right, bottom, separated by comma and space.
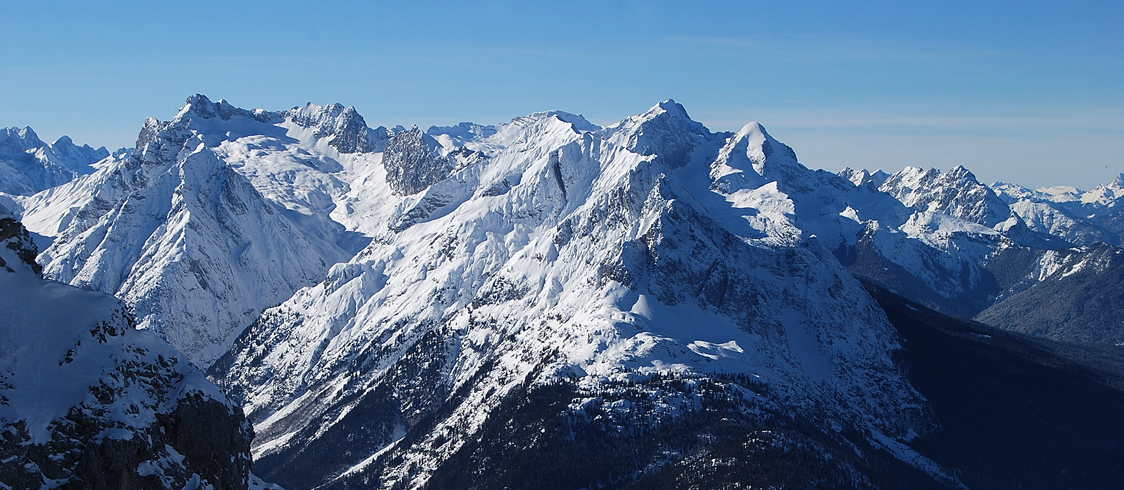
2, 95, 1123, 489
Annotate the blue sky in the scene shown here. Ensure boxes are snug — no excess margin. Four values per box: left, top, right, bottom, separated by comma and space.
2, 1, 1121, 189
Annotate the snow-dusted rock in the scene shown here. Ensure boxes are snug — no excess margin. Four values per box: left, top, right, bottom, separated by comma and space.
992, 175, 1124, 246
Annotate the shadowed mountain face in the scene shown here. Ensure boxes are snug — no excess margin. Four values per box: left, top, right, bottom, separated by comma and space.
865, 281, 1124, 490
975, 243, 1124, 345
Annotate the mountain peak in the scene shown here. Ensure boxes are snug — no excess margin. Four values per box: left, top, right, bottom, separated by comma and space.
641, 99, 704, 130
175, 94, 282, 125
946, 165, 979, 182
730, 121, 796, 164
287, 102, 382, 154
1111, 172, 1124, 189
655, 97, 687, 114
602, 99, 712, 168
516, 110, 600, 133
880, 164, 1011, 227
178, 93, 224, 119
0, 126, 45, 154
839, 167, 890, 188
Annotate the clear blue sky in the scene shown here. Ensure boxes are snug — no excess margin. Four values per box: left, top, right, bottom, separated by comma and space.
2, 1, 1122, 189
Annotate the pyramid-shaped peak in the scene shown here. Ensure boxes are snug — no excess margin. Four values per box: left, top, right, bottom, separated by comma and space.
1111, 172, 1124, 189
733, 121, 771, 139
644, 99, 700, 125
945, 165, 979, 182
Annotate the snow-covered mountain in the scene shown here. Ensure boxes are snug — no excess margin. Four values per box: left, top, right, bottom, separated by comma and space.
0, 126, 113, 196
209, 100, 956, 489
992, 174, 1124, 246
844, 167, 1124, 344
0, 206, 255, 489
17, 95, 379, 367
6, 94, 1124, 488
877, 165, 1011, 229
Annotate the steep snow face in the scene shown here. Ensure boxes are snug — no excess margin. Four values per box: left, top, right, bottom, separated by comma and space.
216, 101, 928, 489
879, 166, 1011, 228
0, 211, 253, 490
30, 95, 363, 367
0, 126, 111, 195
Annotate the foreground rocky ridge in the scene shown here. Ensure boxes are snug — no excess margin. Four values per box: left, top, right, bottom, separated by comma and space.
0, 206, 254, 490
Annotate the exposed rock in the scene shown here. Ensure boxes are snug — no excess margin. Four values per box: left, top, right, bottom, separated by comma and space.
382, 126, 453, 195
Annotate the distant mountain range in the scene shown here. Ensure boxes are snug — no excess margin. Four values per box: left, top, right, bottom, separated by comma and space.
2, 95, 1122, 489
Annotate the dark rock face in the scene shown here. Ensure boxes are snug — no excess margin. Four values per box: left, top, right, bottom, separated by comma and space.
159, 393, 254, 489
382, 127, 453, 195
0, 213, 41, 275
1, 395, 252, 490
866, 281, 1124, 490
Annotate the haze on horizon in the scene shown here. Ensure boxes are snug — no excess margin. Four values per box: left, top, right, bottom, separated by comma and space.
2, 0, 1121, 190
